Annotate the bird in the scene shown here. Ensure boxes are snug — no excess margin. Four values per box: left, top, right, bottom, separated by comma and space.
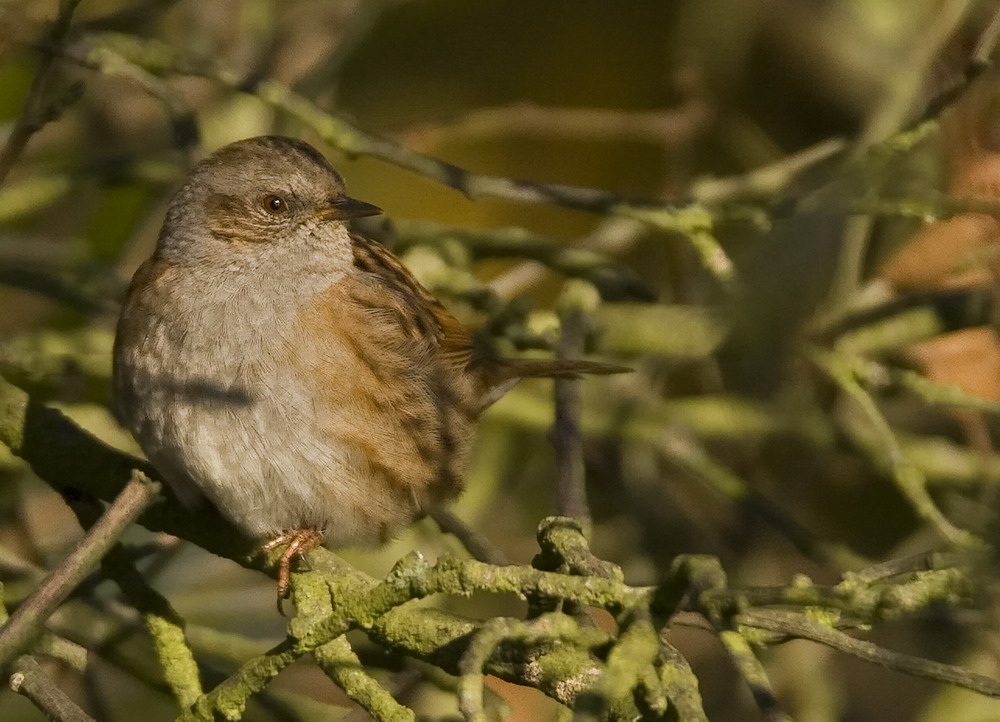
113, 135, 625, 604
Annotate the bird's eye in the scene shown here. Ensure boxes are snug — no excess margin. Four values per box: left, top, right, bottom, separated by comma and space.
262, 194, 287, 214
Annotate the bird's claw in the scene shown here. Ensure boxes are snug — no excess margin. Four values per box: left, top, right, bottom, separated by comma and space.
261, 529, 324, 615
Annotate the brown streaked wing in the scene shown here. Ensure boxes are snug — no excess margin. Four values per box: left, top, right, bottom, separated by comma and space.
349, 233, 477, 372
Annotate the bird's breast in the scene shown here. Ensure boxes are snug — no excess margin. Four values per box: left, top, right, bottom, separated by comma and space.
114, 271, 475, 544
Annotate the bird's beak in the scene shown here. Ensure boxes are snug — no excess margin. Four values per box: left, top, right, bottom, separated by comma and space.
319, 196, 382, 221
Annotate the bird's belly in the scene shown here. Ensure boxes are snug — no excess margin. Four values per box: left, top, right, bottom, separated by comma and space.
120, 331, 425, 546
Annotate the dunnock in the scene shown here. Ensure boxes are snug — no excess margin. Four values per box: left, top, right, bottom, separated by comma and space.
114, 136, 623, 601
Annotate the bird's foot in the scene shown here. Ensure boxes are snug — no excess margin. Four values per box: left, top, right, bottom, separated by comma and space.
261, 529, 324, 614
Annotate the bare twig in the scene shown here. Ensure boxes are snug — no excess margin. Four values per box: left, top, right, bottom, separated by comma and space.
9, 655, 96, 722
740, 609, 1000, 698
1, 591, 95, 722
429, 508, 508, 566
552, 299, 590, 526
0, 472, 161, 669
0, 0, 84, 187
404, 100, 710, 150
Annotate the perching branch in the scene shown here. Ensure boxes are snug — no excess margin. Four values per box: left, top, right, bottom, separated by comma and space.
2, 370, 999, 718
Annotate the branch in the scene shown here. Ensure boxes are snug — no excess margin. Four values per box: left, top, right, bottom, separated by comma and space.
179, 639, 298, 722
429, 508, 508, 566
64, 33, 739, 290
8, 655, 95, 722
739, 609, 1000, 699
402, 99, 710, 149
1, 588, 95, 722
0, 0, 84, 187
656, 640, 709, 722
390, 218, 656, 302
808, 346, 980, 548
100, 545, 203, 709
552, 284, 592, 526
0, 472, 161, 669
578, 610, 660, 720
1, 372, 996, 718
313, 637, 414, 722
717, 630, 792, 722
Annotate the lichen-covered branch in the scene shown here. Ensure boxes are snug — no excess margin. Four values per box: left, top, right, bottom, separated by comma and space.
717, 630, 792, 722
313, 636, 414, 722
101, 547, 203, 709
808, 346, 980, 547
739, 610, 1000, 698
63, 32, 740, 289
1, 372, 998, 719
391, 219, 656, 302
179, 640, 299, 722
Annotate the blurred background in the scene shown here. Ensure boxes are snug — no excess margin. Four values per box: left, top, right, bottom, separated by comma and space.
3, 0, 1000, 719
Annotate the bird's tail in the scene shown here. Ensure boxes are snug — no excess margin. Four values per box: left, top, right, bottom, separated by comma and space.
476, 357, 630, 410
502, 358, 631, 380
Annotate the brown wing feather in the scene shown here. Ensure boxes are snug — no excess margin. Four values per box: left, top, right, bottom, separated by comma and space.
349, 233, 629, 412
350, 233, 476, 372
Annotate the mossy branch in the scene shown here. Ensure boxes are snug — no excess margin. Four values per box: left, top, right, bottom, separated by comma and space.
3, 373, 1000, 719
64, 32, 739, 289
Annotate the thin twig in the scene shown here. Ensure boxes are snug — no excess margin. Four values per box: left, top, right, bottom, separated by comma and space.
717, 630, 792, 722
62, 493, 202, 709
0, 472, 160, 669
9, 655, 96, 722
313, 636, 414, 722
64, 34, 740, 290
552, 312, 589, 526
808, 346, 979, 548
740, 609, 1000, 698
0, 0, 84, 187
429, 508, 508, 566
